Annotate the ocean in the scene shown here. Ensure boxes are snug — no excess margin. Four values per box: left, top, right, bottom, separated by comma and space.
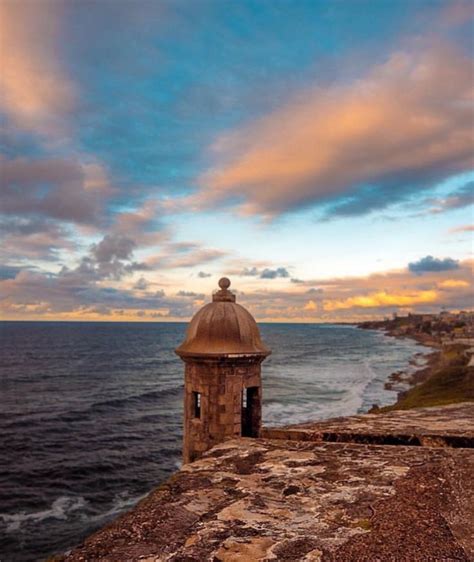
0, 321, 426, 562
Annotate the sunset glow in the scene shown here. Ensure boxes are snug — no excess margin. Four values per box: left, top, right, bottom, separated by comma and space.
1, 0, 472, 322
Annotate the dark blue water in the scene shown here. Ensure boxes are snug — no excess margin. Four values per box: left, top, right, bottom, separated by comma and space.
0, 322, 426, 561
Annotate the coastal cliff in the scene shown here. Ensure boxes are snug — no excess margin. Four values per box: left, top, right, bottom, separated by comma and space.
59, 403, 474, 561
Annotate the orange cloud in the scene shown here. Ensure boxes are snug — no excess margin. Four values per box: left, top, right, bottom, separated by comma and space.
438, 279, 470, 289
323, 290, 438, 312
233, 259, 473, 322
0, 1, 75, 135
196, 46, 473, 217
303, 299, 317, 311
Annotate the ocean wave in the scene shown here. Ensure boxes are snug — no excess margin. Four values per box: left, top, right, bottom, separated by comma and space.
87, 385, 183, 413
263, 389, 364, 426
0, 496, 87, 533
85, 491, 148, 523
2, 385, 184, 429
0, 491, 151, 536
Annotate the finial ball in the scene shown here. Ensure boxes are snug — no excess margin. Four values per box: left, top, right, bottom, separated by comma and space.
218, 277, 231, 290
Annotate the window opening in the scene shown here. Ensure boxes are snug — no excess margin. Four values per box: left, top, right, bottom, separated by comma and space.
242, 387, 259, 437
193, 392, 201, 418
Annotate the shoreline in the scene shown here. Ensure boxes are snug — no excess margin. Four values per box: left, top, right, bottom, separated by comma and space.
370, 324, 441, 407
358, 318, 473, 412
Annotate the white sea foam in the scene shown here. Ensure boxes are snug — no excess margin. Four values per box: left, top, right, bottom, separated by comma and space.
0, 496, 87, 533
85, 491, 148, 523
262, 328, 427, 426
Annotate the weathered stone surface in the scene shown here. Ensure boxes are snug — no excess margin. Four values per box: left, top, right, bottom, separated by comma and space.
262, 402, 474, 447
61, 437, 473, 561
176, 279, 269, 464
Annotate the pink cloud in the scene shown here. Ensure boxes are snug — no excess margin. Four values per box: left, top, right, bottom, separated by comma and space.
195, 45, 473, 217
439, 0, 474, 26
0, 1, 75, 136
146, 245, 228, 270
449, 224, 474, 233
112, 199, 168, 247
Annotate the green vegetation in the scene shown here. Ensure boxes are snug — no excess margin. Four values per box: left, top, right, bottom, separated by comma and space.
381, 344, 474, 412
381, 365, 474, 411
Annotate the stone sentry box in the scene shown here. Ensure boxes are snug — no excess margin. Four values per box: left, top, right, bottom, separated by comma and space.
176, 278, 271, 464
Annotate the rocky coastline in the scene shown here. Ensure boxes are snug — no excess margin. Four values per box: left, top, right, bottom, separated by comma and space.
357, 313, 474, 412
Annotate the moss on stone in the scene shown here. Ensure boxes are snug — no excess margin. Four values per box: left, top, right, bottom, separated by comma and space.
352, 518, 372, 531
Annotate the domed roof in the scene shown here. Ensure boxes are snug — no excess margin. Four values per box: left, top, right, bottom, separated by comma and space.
175, 278, 271, 358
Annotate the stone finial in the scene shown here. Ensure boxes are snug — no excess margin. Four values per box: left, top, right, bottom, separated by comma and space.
219, 277, 231, 290
213, 277, 236, 302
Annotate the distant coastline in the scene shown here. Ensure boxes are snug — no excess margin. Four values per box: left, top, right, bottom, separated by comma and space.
357, 311, 474, 412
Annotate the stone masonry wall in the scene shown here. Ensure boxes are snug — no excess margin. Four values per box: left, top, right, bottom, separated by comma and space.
183, 357, 262, 463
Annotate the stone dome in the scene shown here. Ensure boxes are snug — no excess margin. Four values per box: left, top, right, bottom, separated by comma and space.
175, 278, 271, 358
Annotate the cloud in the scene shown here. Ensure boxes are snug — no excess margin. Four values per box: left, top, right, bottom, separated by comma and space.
91, 235, 135, 264
0, 1, 75, 135
2, 259, 472, 322
438, 279, 470, 289
195, 45, 473, 218
427, 182, 474, 214
449, 224, 474, 234
241, 267, 260, 277
0, 217, 77, 262
439, 0, 474, 26
0, 166, 165, 268
0, 156, 110, 225
147, 245, 228, 270
408, 255, 460, 274
233, 266, 290, 279
111, 199, 166, 247
0, 268, 192, 320
260, 267, 290, 279
177, 290, 205, 299
0, 242, 203, 319
134, 277, 149, 291
323, 290, 438, 311
172, 248, 227, 268
61, 234, 149, 282
304, 300, 317, 311
230, 259, 473, 321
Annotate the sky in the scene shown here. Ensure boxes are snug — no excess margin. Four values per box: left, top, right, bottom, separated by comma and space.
0, 0, 473, 322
